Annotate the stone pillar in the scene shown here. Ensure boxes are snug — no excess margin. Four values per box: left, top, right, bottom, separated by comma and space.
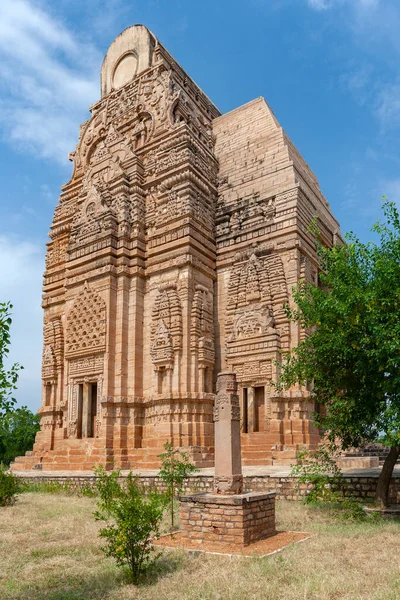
81, 382, 90, 438
200, 367, 205, 392
247, 386, 255, 433
213, 372, 243, 494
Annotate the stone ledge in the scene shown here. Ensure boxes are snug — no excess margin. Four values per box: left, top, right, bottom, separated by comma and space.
180, 491, 276, 505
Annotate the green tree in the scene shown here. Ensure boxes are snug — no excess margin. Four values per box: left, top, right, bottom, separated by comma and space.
94, 467, 166, 583
277, 200, 400, 508
0, 302, 23, 416
0, 407, 40, 466
158, 442, 199, 531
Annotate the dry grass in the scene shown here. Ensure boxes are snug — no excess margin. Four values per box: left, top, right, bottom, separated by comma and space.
0, 492, 399, 600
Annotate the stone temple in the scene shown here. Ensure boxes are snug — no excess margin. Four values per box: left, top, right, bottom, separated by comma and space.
13, 25, 341, 472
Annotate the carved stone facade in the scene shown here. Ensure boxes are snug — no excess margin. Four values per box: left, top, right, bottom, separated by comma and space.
12, 25, 342, 472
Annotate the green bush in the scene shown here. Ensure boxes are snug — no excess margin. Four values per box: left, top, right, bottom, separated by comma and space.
0, 468, 20, 506
94, 467, 167, 583
291, 445, 370, 521
291, 445, 344, 505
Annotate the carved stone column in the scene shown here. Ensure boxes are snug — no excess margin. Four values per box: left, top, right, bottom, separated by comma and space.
213, 372, 243, 494
247, 386, 255, 433
81, 382, 90, 438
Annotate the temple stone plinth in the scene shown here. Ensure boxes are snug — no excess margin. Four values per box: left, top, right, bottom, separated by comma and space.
179, 372, 276, 549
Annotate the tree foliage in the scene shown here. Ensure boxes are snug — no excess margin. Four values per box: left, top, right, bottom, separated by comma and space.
158, 442, 198, 531
0, 468, 20, 506
277, 200, 400, 506
0, 302, 37, 466
0, 302, 23, 417
0, 408, 40, 466
94, 467, 166, 583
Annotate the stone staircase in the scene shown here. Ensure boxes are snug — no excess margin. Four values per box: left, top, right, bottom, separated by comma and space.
11, 443, 215, 472
241, 433, 273, 466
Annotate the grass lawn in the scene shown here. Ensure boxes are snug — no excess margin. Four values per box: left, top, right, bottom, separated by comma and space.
0, 492, 399, 600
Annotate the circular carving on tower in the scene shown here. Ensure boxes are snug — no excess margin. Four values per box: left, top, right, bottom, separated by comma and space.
112, 52, 138, 89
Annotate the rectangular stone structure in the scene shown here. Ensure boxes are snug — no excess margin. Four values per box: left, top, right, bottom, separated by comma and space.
179, 491, 276, 547
214, 372, 243, 494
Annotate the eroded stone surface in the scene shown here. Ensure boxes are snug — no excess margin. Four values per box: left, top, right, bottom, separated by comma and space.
214, 372, 243, 494
12, 24, 342, 473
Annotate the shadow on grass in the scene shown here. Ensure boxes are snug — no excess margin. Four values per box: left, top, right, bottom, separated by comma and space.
7, 552, 186, 600
138, 550, 186, 587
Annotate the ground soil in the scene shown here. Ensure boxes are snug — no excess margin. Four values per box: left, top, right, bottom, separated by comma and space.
154, 530, 311, 557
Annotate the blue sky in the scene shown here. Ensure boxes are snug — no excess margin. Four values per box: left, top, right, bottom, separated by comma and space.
1, 0, 399, 411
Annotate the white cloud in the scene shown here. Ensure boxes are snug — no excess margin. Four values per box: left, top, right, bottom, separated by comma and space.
0, 235, 45, 412
0, 0, 101, 163
307, 0, 330, 9
307, 0, 380, 9
381, 178, 400, 206
307, 0, 400, 134
375, 83, 400, 130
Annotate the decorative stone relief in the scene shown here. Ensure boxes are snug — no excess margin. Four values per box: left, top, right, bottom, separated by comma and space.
45, 238, 68, 269
216, 193, 276, 237
42, 318, 64, 381
150, 285, 182, 366
70, 184, 117, 245
191, 285, 214, 364
225, 251, 289, 378
66, 283, 106, 358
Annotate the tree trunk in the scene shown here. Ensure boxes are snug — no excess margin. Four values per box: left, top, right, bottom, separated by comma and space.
171, 481, 174, 532
374, 446, 400, 508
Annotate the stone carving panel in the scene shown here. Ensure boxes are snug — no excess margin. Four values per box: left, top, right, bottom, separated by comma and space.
66, 284, 106, 358
225, 251, 289, 378
191, 284, 214, 364
150, 285, 182, 366
70, 184, 117, 245
42, 317, 64, 381
216, 193, 276, 237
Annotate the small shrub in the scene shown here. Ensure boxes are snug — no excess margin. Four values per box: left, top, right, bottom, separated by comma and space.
333, 496, 371, 521
0, 468, 20, 506
158, 442, 199, 531
291, 444, 343, 505
21, 480, 73, 495
94, 467, 166, 584
291, 445, 369, 521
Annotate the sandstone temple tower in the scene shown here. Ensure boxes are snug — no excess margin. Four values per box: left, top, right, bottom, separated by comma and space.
13, 25, 341, 471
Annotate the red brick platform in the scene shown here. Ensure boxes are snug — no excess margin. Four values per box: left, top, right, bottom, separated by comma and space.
179, 491, 276, 548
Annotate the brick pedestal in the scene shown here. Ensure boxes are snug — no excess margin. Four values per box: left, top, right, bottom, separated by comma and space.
179, 491, 276, 547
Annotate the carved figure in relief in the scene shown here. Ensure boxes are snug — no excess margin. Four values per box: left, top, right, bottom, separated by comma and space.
150, 287, 182, 366
130, 117, 148, 148
151, 321, 173, 363
191, 285, 215, 363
